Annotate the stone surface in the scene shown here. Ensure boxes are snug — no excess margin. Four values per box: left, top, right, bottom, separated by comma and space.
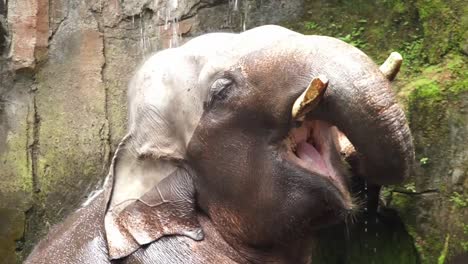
7, 0, 49, 70
0, 208, 25, 264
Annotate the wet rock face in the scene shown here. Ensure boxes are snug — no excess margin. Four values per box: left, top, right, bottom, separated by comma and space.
0, 0, 304, 262
0, 0, 7, 55
0, 208, 25, 264
7, 0, 49, 70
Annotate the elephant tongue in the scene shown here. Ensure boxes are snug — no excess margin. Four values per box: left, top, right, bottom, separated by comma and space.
296, 141, 328, 176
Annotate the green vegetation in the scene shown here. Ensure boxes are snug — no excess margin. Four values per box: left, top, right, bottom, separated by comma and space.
338, 26, 367, 49
404, 183, 417, 192
438, 235, 450, 264
419, 157, 429, 165
450, 192, 468, 208
400, 39, 425, 71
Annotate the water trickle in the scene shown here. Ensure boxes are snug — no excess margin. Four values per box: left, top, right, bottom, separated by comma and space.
242, 2, 248, 32
169, 18, 180, 48
228, 0, 249, 32
161, 0, 181, 48
140, 17, 146, 58
363, 179, 369, 252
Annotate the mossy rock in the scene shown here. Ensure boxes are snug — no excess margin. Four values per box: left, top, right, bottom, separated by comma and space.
393, 53, 468, 263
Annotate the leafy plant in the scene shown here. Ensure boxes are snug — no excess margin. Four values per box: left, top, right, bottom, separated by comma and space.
338, 27, 367, 49
404, 183, 417, 192
420, 157, 429, 165
437, 235, 450, 264
400, 39, 426, 71
304, 21, 318, 30
450, 192, 468, 208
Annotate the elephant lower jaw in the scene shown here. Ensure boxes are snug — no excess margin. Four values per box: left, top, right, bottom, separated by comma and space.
285, 120, 354, 211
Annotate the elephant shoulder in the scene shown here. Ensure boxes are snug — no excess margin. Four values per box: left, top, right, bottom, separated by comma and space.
25, 191, 109, 264
125, 214, 244, 264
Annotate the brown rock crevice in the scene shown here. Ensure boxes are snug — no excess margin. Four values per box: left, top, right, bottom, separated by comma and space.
29, 93, 40, 193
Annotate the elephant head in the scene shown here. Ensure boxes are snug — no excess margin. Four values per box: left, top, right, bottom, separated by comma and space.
103, 26, 413, 261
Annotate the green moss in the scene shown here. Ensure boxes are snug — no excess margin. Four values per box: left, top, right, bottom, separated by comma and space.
406, 78, 445, 140
409, 79, 442, 101
0, 100, 34, 197
415, 0, 463, 63
417, 232, 446, 264
400, 39, 426, 71
392, 0, 409, 13
284, 0, 421, 61
390, 193, 415, 223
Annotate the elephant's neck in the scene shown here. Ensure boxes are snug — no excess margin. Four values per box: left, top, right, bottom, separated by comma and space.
232, 240, 314, 264
200, 214, 314, 264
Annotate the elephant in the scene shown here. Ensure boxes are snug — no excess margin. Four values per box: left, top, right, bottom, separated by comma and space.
25, 25, 414, 264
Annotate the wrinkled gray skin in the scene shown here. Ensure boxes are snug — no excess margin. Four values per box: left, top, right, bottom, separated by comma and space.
26, 26, 414, 264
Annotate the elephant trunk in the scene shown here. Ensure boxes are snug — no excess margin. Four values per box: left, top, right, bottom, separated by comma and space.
311, 51, 414, 185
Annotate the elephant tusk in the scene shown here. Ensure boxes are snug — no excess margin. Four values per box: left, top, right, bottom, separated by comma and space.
292, 75, 328, 120
379, 52, 403, 81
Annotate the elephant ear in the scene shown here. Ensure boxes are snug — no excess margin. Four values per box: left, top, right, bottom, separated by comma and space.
102, 137, 204, 260
99, 47, 213, 259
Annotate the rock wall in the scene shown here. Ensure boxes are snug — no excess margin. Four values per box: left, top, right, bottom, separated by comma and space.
0, 0, 466, 263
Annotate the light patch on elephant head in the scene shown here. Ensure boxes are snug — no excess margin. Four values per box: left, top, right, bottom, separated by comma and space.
108, 48, 205, 210
103, 47, 211, 259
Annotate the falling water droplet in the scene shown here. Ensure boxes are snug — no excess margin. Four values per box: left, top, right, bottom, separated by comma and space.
170, 18, 180, 48
363, 178, 369, 259
164, 14, 169, 30
140, 17, 146, 58
242, 2, 249, 31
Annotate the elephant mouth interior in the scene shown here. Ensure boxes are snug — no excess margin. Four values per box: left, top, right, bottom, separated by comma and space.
286, 119, 353, 201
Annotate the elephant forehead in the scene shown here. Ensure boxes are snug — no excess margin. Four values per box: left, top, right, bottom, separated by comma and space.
125, 26, 303, 157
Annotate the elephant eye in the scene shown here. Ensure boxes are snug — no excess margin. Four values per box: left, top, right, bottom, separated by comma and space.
205, 77, 235, 109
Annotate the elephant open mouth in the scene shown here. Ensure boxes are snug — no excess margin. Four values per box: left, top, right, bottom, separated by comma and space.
280, 75, 355, 215
287, 120, 344, 184
284, 119, 354, 211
